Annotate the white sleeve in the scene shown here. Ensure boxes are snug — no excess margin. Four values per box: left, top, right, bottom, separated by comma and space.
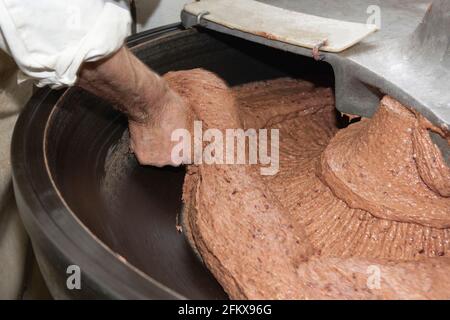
0, 0, 131, 89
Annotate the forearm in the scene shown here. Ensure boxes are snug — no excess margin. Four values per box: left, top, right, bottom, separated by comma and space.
77, 45, 169, 123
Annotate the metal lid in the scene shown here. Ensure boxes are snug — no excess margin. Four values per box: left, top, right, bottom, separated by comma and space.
183, 0, 377, 53
182, 0, 450, 132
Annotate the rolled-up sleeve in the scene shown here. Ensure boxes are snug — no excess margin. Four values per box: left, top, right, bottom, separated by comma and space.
0, 0, 131, 88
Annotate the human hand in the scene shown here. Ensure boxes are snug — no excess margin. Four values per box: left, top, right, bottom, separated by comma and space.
128, 88, 192, 167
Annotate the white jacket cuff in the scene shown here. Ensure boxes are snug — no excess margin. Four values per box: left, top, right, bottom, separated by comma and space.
0, 1, 131, 89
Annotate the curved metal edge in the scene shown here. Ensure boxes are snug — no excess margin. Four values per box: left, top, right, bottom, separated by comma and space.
11, 25, 189, 300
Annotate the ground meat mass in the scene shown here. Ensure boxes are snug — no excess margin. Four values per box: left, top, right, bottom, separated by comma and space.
163, 68, 450, 299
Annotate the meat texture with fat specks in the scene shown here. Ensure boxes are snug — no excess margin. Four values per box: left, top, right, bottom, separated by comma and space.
164, 69, 450, 299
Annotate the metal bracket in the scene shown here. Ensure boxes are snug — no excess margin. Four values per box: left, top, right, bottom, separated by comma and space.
196, 10, 210, 27
312, 39, 327, 61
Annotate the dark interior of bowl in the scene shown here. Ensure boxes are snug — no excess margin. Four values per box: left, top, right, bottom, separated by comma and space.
45, 28, 334, 299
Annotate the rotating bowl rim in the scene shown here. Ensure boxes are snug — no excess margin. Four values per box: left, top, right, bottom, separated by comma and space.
11, 25, 189, 300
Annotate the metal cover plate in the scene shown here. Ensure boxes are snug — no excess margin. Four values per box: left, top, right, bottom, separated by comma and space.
184, 0, 378, 52
182, 0, 450, 133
